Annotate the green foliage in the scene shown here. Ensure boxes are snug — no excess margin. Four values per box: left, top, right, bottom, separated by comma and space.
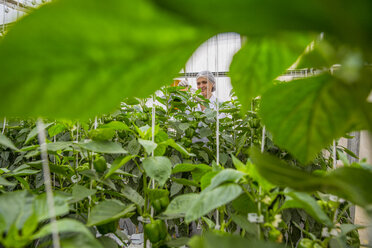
260, 74, 368, 163
86, 200, 135, 226
0, 0, 211, 118
230, 33, 314, 111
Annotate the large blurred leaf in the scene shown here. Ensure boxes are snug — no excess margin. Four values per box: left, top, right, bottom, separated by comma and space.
0, 0, 210, 118
249, 147, 372, 208
230, 33, 312, 110
87, 199, 135, 226
185, 183, 242, 223
260, 74, 364, 163
142, 156, 172, 186
78, 141, 127, 154
281, 191, 333, 226
152, 0, 372, 48
34, 192, 70, 222
0, 133, 19, 151
0, 191, 32, 232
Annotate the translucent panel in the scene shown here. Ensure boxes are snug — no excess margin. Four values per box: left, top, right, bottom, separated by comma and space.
181, 33, 242, 101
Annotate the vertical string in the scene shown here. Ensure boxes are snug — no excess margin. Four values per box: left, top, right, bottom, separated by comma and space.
89, 117, 98, 217
215, 34, 220, 166
53, 135, 56, 187
3, 0, 6, 34
333, 140, 337, 169
2, 117, 6, 134
151, 94, 156, 218
37, 119, 61, 248
214, 34, 220, 230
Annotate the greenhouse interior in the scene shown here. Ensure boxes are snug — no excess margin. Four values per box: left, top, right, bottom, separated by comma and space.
0, 0, 372, 248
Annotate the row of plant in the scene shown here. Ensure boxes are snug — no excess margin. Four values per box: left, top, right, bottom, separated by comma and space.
0, 86, 363, 248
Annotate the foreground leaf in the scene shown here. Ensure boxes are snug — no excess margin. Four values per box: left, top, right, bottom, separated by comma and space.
153, 0, 372, 49
260, 74, 363, 163
249, 147, 372, 208
0, 0, 210, 118
281, 191, 333, 226
230, 33, 312, 110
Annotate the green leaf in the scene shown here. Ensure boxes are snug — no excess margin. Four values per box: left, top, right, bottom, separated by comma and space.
33, 219, 96, 242
249, 147, 372, 208
25, 123, 53, 145
260, 74, 364, 163
0, 133, 19, 151
203, 169, 245, 192
0, 176, 17, 186
281, 191, 333, 226
199, 127, 213, 138
179, 123, 191, 131
161, 193, 199, 219
70, 184, 97, 203
171, 178, 199, 187
138, 138, 158, 155
97, 236, 118, 248
230, 33, 313, 110
163, 139, 195, 157
231, 214, 258, 237
48, 123, 66, 137
0, 0, 210, 118
246, 161, 275, 192
34, 192, 70, 222
101, 121, 131, 131
87, 199, 135, 226
172, 163, 211, 174
142, 156, 172, 187
153, 0, 372, 50
185, 183, 242, 223
22, 212, 38, 238
78, 140, 127, 154
121, 186, 145, 207
89, 128, 116, 141
46, 141, 73, 152
104, 155, 135, 179
200, 171, 219, 190
127, 139, 141, 155
166, 237, 191, 248
188, 231, 284, 248
232, 194, 257, 216
0, 191, 33, 232
147, 188, 169, 202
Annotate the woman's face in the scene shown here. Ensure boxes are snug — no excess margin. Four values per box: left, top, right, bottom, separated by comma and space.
197, 77, 213, 99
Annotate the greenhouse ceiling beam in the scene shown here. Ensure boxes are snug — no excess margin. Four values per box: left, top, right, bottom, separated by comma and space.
2, 0, 34, 13
179, 69, 319, 78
